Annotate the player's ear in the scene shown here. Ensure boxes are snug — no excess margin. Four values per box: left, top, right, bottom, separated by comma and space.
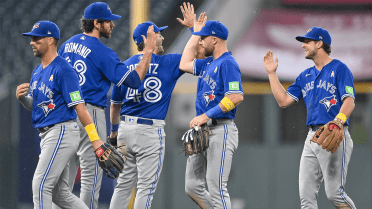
212, 37, 218, 45
47, 37, 55, 47
93, 19, 100, 30
316, 40, 323, 49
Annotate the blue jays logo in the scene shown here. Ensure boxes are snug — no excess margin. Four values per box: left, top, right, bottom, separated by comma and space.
32, 23, 40, 31
37, 100, 56, 116
319, 95, 337, 112
203, 91, 215, 107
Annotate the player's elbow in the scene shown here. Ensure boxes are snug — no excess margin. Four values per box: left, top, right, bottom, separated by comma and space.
122, 71, 141, 89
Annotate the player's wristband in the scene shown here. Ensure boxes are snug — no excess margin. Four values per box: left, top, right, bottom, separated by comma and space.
111, 123, 119, 132
205, 105, 224, 118
189, 27, 194, 33
221, 97, 235, 112
335, 113, 347, 124
85, 124, 100, 142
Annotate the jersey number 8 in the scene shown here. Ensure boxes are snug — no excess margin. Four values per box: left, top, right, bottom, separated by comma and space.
126, 77, 162, 103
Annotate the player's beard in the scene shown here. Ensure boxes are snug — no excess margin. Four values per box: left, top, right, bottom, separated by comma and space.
203, 46, 213, 57
156, 42, 164, 54
33, 45, 46, 58
100, 26, 111, 39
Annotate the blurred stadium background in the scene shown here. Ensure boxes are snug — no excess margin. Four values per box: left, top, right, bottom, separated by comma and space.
1, 0, 372, 208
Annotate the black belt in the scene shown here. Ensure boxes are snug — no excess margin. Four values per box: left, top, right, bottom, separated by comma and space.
37, 124, 55, 133
121, 116, 153, 125
209, 118, 233, 126
37, 119, 77, 133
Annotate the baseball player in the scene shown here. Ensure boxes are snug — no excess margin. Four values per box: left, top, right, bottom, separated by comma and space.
178, 13, 244, 209
55, 2, 156, 209
263, 27, 356, 208
17, 20, 105, 209
108, 3, 202, 208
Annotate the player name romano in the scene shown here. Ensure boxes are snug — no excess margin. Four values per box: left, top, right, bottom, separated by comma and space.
63, 42, 92, 58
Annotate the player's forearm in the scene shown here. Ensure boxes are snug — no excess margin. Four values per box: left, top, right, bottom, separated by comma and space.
110, 103, 121, 125
134, 51, 153, 81
180, 35, 200, 73
74, 103, 94, 126
339, 97, 355, 119
219, 94, 244, 112
268, 73, 294, 108
18, 95, 33, 111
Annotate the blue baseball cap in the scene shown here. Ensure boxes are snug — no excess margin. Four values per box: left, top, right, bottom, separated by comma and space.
133, 21, 168, 45
192, 21, 229, 40
296, 27, 332, 46
84, 2, 121, 20
22, 21, 60, 40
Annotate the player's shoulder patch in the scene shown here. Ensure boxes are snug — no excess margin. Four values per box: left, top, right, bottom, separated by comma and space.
229, 82, 240, 91
345, 86, 354, 95
70, 91, 82, 102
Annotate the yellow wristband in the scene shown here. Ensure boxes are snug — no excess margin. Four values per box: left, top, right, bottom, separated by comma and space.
221, 97, 235, 112
335, 113, 347, 124
85, 124, 100, 142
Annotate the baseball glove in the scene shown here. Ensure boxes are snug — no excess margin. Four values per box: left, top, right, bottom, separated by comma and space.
107, 136, 117, 147
181, 125, 211, 156
311, 120, 345, 153
95, 143, 125, 179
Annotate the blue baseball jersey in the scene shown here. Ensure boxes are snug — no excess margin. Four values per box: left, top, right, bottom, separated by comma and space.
193, 52, 243, 119
287, 59, 355, 126
111, 53, 184, 120
28, 56, 84, 128
58, 34, 132, 108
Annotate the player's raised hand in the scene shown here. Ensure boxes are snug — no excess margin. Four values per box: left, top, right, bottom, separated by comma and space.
16, 83, 30, 99
263, 50, 279, 75
194, 12, 207, 32
177, 2, 195, 29
143, 25, 156, 53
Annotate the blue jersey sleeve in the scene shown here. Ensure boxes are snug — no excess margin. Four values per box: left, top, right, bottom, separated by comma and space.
287, 75, 303, 102
193, 57, 213, 76
336, 64, 355, 101
57, 68, 85, 107
111, 85, 125, 104
99, 51, 132, 87
220, 61, 243, 96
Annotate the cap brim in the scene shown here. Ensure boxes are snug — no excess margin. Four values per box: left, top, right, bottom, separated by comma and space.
192, 31, 206, 36
104, 14, 121, 20
22, 32, 41, 37
155, 26, 168, 32
296, 35, 318, 43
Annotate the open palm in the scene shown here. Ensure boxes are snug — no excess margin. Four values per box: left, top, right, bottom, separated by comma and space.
263, 50, 278, 74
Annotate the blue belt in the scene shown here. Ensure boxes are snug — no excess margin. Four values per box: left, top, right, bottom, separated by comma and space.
121, 116, 153, 125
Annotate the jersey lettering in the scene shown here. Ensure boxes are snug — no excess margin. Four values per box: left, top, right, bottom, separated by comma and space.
143, 77, 162, 102
37, 82, 55, 99
129, 63, 159, 75
316, 79, 337, 94
72, 60, 87, 86
125, 77, 163, 103
126, 88, 142, 102
64, 42, 92, 58
301, 81, 314, 98
148, 63, 159, 74
202, 72, 217, 90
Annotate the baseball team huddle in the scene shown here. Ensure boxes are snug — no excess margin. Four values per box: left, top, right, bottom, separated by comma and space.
15, 1, 356, 209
